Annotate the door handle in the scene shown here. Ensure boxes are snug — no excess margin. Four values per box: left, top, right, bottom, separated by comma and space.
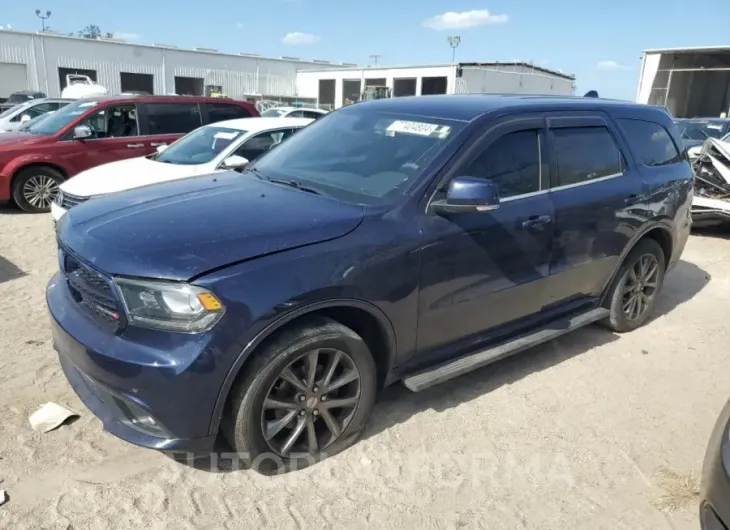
150, 142, 166, 147
126, 143, 144, 148
624, 194, 645, 205
522, 214, 552, 230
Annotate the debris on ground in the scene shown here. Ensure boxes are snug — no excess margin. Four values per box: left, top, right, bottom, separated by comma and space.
653, 468, 700, 512
0, 489, 6, 506
29, 402, 79, 433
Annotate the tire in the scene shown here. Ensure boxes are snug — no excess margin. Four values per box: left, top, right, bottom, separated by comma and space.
601, 238, 666, 333
12, 165, 64, 213
223, 316, 377, 475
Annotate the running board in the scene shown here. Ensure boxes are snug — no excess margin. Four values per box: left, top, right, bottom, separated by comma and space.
403, 307, 610, 392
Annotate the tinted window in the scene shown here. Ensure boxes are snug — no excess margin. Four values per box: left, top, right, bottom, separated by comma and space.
250, 107, 465, 205
205, 103, 253, 124
80, 104, 139, 138
302, 110, 324, 119
677, 121, 726, 141
234, 128, 297, 162
552, 127, 623, 187
462, 130, 541, 198
143, 103, 202, 135
620, 119, 682, 167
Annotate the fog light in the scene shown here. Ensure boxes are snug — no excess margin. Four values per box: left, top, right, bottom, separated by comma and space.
114, 397, 168, 438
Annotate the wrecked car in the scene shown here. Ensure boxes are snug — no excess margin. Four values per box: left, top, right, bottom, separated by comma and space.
689, 135, 730, 227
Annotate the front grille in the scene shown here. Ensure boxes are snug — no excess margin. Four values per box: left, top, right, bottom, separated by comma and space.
60, 246, 123, 331
58, 192, 89, 211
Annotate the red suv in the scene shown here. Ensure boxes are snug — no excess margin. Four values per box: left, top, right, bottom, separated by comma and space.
0, 95, 259, 212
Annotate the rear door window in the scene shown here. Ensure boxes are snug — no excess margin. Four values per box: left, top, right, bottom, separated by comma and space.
141, 102, 202, 135
203, 102, 253, 124
551, 126, 624, 187
461, 129, 542, 198
233, 128, 297, 162
619, 119, 681, 167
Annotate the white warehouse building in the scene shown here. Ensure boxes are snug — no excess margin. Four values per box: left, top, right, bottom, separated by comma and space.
297, 62, 576, 109
0, 29, 576, 108
0, 29, 346, 102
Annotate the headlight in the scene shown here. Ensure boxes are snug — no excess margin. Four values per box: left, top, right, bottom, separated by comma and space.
114, 278, 225, 333
55, 190, 63, 206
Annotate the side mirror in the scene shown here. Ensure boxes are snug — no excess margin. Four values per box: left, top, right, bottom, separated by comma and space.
156, 144, 168, 153
20, 114, 31, 124
430, 176, 500, 215
72, 125, 92, 140
222, 155, 249, 170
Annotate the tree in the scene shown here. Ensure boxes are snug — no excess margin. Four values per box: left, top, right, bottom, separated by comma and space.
77, 25, 101, 39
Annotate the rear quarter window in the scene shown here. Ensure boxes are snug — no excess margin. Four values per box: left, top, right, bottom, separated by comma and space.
204, 102, 253, 124
618, 119, 681, 167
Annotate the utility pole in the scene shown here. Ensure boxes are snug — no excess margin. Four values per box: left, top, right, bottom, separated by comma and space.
447, 36, 461, 63
369, 54, 382, 66
35, 9, 51, 31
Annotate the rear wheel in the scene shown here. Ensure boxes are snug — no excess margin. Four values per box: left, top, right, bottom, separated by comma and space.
602, 238, 666, 332
223, 316, 377, 474
12, 166, 64, 213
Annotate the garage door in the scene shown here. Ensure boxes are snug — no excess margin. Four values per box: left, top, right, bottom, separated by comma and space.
0, 63, 29, 98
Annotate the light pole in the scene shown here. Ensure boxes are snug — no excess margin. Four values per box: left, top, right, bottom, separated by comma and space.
369, 54, 382, 66
447, 36, 461, 63
35, 9, 51, 31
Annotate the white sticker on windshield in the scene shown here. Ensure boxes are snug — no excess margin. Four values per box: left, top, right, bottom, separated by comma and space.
387, 120, 451, 138
214, 131, 239, 140
707, 124, 724, 130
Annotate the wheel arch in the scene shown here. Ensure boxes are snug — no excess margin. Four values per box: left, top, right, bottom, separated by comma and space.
208, 298, 397, 436
10, 161, 68, 202
600, 222, 674, 304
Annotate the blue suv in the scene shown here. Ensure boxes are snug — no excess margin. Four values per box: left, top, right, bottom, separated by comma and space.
47, 95, 693, 473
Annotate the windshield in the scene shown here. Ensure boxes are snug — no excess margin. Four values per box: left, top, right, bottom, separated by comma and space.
249, 106, 465, 205
25, 100, 98, 135
261, 108, 286, 117
678, 121, 728, 141
156, 126, 246, 165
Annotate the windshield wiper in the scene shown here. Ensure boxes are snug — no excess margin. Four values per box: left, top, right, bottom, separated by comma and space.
244, 167, 328, 197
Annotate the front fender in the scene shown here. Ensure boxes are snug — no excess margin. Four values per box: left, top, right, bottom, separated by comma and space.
206, 297, 397, 437
1, 153, 69, 198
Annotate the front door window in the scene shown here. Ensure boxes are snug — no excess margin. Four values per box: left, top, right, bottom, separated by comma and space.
80, 104, 139, 138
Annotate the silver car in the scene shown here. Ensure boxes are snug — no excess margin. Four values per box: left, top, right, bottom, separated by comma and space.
0, 98, 72, 133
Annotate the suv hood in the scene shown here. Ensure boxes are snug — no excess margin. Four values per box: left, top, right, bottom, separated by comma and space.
57, 171, 364, 280
0, 131, 40, 147
61, 156, 211, 197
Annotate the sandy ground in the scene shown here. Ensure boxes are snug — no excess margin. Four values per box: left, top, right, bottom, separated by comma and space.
0, 206, 728, 530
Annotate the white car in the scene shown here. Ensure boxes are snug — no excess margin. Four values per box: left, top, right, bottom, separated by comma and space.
51, 116, 313, 221
260, 106, 328, 119
0, 98, 71, 132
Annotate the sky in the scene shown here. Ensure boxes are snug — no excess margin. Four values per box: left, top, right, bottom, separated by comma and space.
3, 0, 730, 100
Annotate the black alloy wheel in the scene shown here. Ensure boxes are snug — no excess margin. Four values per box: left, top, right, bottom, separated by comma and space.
261, 348, 361, 457
621, 253, 660, 322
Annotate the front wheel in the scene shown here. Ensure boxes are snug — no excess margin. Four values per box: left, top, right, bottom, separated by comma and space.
602, 238, 666, 333
223, 316, 377, 474
12, 166, 64, 213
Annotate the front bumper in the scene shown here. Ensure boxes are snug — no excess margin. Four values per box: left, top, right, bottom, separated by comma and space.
47, 272, 221, 455
700, 399, 730, 529
51, 202, 67, 222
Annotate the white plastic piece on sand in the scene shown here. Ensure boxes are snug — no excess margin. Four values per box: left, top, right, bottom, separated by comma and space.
29, 402, 79, 433
0, 489, 6, 506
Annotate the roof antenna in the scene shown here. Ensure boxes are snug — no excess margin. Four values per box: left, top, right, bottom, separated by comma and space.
584, 90, 599, 98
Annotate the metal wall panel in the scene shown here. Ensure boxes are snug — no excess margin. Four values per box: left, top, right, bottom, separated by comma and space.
456, 67, 574, 96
